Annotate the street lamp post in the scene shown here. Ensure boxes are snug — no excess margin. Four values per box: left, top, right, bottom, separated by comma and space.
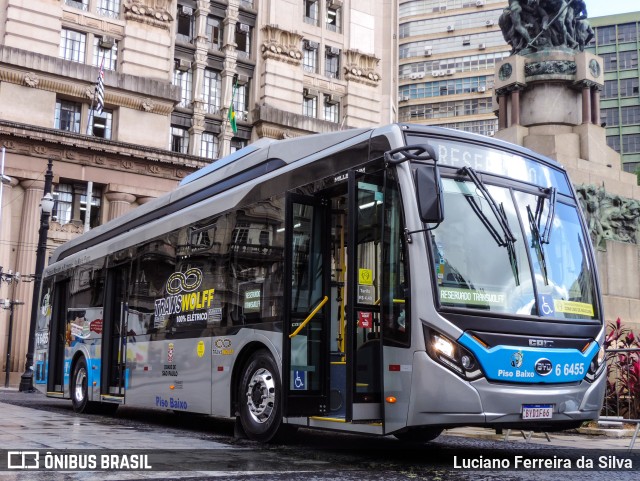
1, 271, 24, 388
19, 159, 54, 392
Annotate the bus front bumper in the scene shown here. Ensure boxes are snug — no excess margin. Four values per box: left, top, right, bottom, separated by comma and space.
406, 351, 605, 429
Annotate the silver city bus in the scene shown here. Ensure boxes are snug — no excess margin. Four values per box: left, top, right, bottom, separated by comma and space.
34, 124, 606, 442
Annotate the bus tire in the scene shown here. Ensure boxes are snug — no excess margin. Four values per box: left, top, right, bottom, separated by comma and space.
393, 427, 443, 443
70, 357, 92, 413
237, 350, 284, 442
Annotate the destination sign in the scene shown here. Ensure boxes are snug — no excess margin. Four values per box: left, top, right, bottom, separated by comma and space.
405, 136, 571, 195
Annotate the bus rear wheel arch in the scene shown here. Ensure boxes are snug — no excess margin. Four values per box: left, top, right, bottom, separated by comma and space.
237, 349, 284, 442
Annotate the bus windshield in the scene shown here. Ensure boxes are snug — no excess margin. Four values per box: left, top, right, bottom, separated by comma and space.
430, 178, 598, 321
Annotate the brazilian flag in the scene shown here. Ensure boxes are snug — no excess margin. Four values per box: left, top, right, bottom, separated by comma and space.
228, 79, 238, 134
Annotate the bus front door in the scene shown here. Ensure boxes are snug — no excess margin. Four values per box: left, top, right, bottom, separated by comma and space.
346, 171, 384, 421
283, 194, 330, 417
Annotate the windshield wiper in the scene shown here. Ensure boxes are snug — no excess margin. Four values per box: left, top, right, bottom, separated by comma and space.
533, 187, 557, 244
500, 203, 520, 286
458, 167, 520, 286
459, 167, 517, 244
541, 187, 556, 244
527, 205, 549, 286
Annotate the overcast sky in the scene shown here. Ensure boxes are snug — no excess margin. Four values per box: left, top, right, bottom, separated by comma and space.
586, 0, 638, 18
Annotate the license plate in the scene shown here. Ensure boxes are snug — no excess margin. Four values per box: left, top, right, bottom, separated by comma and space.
522, 404, 553, 419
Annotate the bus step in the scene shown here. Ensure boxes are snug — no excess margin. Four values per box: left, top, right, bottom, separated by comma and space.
351, 419, 382, 425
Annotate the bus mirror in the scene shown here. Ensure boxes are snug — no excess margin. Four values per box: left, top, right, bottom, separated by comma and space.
415, 164, 444, 224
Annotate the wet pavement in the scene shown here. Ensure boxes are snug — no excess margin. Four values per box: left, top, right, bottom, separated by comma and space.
0, 387, 638, 480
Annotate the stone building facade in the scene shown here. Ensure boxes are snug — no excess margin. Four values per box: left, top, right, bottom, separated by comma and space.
0, 0, 397, 380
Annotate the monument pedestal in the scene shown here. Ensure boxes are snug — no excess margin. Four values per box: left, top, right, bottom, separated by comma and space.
494, 50, 640, 327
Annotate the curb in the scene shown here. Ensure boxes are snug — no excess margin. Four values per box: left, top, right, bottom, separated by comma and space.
577, 427, 637, 438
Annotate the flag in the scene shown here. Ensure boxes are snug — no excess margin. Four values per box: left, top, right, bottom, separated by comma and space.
228, 78, 238, 134
95, 58, 105, 115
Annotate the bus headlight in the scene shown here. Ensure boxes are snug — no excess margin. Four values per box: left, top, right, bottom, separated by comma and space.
425, 327, 483, 381
585, 345, 606, 383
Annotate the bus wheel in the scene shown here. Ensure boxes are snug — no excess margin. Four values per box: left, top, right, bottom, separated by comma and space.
393, 427, 443, 443
238, 350, 283, 442
71, 357, 91, 413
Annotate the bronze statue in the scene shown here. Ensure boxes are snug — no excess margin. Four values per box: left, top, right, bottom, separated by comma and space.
500, 0, 594, 54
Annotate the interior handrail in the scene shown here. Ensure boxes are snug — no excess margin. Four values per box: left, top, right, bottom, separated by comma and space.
289, 296, 329, 339
373, 298, 406, 305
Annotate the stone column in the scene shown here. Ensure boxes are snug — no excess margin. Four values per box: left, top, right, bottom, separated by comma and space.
498, 94, 507, 130
0, 178, 18, 373
12, 180, 45, 372
591, 87, 601, 125
581, 85, 591, 125
105, 192, 136, 221
510, 88, 520, 127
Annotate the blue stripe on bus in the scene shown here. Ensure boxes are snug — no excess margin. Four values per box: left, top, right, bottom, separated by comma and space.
458, 332, 599, 383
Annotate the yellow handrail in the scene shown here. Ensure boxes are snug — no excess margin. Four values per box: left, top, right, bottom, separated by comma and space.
374, 298, 406, 306
289, 295, 329, 338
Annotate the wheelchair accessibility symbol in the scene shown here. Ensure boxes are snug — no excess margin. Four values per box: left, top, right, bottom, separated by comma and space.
292, 370, 306, 390
538, 295, 555, 317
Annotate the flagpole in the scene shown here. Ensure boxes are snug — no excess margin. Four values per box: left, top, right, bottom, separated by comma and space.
223, 74, 238, 156
87, 51, 106, 136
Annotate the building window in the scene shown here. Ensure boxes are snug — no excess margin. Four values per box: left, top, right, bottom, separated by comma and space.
607, 135, 621, 152
623, 162, 639, 174
235, 23, 252, 60
233, 82, 248, 121
52, 183, 73, 224
601, 107, 619, 127
171, 126, 190, 154
303, 95, 317, 117
620, 78, 639, 97
303, 40, 318, 73
617, 23, 638, 43
603, 80, 618, 99
97, 0, 120, 18
93, 37, 118, 70
325, 46, 340, 79
230, 138, 247, 153
602, 52, 617, 72
203, 69, 222, 114
596, 25, 616, 45
173, 68, 193, 108
55, 99, 82, 133
323, 95, 339, 123
206, 16, 224, 50
304, 0, 319, 26
52, 182, 102, 227
64, 0, 88, 11
326, 5, 342, 33
60, 29, 87, 63
622, 134, 640, 154
91, 109, 113, 139
201, 132, 219, 160
618, 50, 638, 70
621, 106, 640, 126
177, 6, 194, 42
